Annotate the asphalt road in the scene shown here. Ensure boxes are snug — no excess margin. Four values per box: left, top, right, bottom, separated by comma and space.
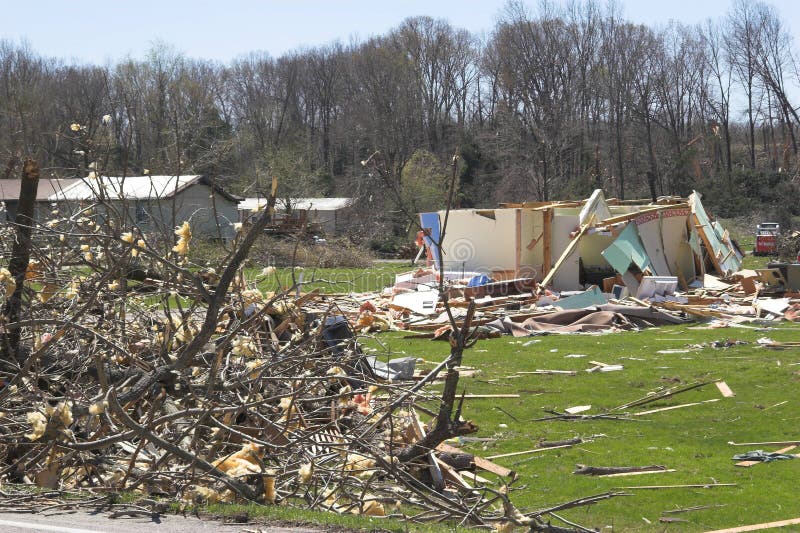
0, 511, 324, 533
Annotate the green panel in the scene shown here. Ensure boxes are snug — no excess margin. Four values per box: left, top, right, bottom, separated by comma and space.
554, 285, 608, 309
601, 222, 652, 275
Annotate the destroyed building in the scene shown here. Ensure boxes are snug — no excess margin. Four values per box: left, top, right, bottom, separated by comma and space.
416, 190, 743, 297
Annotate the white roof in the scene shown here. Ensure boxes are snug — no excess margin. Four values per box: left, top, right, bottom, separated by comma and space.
239, 197, 352, 211
49, 175, 203, 201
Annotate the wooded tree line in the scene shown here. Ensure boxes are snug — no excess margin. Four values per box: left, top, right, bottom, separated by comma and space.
1, 0, 799, 245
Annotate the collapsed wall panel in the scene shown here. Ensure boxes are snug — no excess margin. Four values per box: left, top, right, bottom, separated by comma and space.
633, 210, 671, 276
660, 209, 696, 282
689, 192, 743, 276
426, 209, 518, 274
631, 208, 693, 278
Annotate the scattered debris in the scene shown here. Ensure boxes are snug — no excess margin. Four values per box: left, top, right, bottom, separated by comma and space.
564, 405, 592, 415
659, 516, 689, 523
586, 361, 623, 372
633, 399, 720, 416
534, 410, 640, 422
757, 337, 800, 349
663, 503, 728, 514
615, 483, 737, 490
733, 446, 799, 466
2, 173, 796, 531
613, 381, 713, 411
517, 369, 578, 375
573, 465, 671, 477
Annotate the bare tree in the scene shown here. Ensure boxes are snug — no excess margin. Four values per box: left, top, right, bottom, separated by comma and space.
752, 2, 799, 160
726, 0, 763, 169
701, 20, 734, 178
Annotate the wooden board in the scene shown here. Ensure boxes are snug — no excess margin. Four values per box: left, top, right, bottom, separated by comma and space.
716, 381, 735, 398
703, 516, 800, 533
634, 399, 719, 416
486, 443, 574, 460
598, 203, 689, 226
433, 456, 475, 492
436, 443, 515, 478
542, 208, 552, 279
461, 394, 520, 399
599, 469, 676, 478
615, 483, 736, 490
728, 440, 800, 447
459, 470, 491, 485
527, 230, 544, 251
517, 370, 577, 375
539, 212, 594, 290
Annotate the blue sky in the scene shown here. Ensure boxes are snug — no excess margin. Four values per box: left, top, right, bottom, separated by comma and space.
1, 0, 798, 63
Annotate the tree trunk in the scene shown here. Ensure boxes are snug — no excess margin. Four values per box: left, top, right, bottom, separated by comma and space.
1, 159, 40, 365
615, 112, 625, 200
723, 120, 733, 180
747, 88, 756, 168
644, 111, 660, 197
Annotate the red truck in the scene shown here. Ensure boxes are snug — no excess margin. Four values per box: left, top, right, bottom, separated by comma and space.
754, 222, 779, 256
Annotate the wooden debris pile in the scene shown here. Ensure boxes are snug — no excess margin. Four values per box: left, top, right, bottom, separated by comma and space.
315, 268, 800, 339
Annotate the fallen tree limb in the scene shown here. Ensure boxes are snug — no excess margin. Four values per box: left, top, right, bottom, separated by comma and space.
613, 380, 713, 411
106, 389, 259, 501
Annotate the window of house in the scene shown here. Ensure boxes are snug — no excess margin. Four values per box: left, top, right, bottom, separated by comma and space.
135, 201, 149, 224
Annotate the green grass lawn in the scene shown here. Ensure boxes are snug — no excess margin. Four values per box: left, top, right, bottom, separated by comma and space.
193, 501, 449, 532
247, 262, 413, 294
363, 323, 800, 532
